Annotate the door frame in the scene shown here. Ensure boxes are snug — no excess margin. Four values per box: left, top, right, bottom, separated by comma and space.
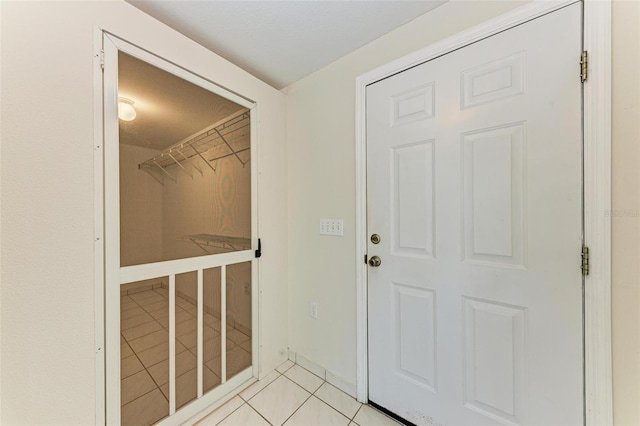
354, 0, 613, 424
93, 29, 262, 425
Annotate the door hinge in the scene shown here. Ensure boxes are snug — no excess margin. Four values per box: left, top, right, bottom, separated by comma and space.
255, 238, 262, 258
99, 49, 105, 70
580, 51, 588, 83
581, 245, 590, 276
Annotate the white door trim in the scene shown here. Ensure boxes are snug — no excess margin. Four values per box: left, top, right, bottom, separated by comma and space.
94, 29, 261, 425
354, 1, 612, 424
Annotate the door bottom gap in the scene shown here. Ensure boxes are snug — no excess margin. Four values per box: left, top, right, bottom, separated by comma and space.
368, 400, 416, 426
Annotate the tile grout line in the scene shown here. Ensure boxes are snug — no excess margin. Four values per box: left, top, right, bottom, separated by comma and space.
121, 292, 171, 408
285, 363, 360, 423
120, 288, 254, 424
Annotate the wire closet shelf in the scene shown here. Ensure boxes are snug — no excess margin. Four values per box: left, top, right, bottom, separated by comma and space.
138, 108, 250, 184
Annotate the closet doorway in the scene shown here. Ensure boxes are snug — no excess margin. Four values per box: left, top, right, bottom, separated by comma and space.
101, 34, 259, 425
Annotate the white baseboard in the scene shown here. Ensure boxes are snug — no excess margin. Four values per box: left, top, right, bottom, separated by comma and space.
287, 350, 357, 398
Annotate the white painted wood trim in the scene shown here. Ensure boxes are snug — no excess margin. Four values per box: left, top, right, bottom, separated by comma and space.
354, 0, 613, 422
250, 104, 261, 379
197, 269, 204, 398
104, 32, 255, 110
221, 265, 227, 384
583, 1, 613, 424
159, 368, 254, 426
119, 250, 253, 284
169, 274, 177, 414
102, 33, 122, 425
92, 25, 106, 426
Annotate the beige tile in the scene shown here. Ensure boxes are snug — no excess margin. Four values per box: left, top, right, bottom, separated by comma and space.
177, 326, 217, 349
147, 350, 197, 386
121, 343, 134, 358
154, 288, 169, 298
204, 341, 249, 377
205, 313, 222, 331
227, 328, 251, 346
247, 376, 310, 425
227, 346, 252, 379
121, 306, 145, 320
176, 317, 198, 336
240, 339, 252, 353
284, 396, 350, 426
219, 403, 269, 426
121, 355, 144, 379
240, 370, 279, 401
196, 396, 244, 425
147, 305, 170, 320
276, 360, 295, 374
130, 290, 165, 304
121, 296, 138, 311
204, 365, 222, 393
205, 356, 222, 377
122, 319, 164, 341
315, 382, 361, 419
128, 329, 168, 354
208, 366, 222, 392
177, 297, 197, 313
137, 341, 188, 368
353, 405, 401, 426
159, 367, 219, 410
284, 365, 324, 393
201, 337, 222, 362
177, 308, 195, 324
121, 370, 157, 405
121, 388, 168, 426
121, 311, 155, 331
142, 299, 168, 313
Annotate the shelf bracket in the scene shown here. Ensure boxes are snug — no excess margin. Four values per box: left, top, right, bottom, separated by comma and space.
177, 150, 203, 176
153, 160, 176, 183
140, 166, 164, 186
168, 152, 193, 178
214, 128, 246, 167
190, 143, 216, 173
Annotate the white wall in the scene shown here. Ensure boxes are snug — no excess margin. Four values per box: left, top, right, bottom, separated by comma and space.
120, 144, 163, 267
0, 1, 287, 424
285, 0, 529, 391
611, 1, 640, 424
286, 1, 640, 423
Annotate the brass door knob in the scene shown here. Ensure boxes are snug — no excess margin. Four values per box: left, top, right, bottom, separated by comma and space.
368, 256, 382, 267
370, 234, 381, 244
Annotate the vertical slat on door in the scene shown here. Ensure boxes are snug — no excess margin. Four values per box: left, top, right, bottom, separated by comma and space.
169, 274, 176, 414
197, 269, 204, 398
221, 265, 227, 384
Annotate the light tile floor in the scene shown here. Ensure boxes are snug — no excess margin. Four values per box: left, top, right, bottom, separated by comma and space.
196, 360, 401, 426
121, 286, 252, 426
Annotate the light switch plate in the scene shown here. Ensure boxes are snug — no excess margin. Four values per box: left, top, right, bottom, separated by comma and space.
320, 219, 344, 236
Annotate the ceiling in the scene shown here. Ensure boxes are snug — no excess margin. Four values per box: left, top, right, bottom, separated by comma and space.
126, 0, 447, 89
119, 51, 245, 150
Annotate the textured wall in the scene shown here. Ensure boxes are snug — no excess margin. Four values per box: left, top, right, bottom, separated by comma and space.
0, 1, 287, 423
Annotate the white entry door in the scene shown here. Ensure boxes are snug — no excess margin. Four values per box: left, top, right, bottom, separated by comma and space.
366, 4, 583, 425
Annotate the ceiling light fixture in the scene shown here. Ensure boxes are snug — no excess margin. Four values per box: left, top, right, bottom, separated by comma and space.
118, 97, 137, 121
